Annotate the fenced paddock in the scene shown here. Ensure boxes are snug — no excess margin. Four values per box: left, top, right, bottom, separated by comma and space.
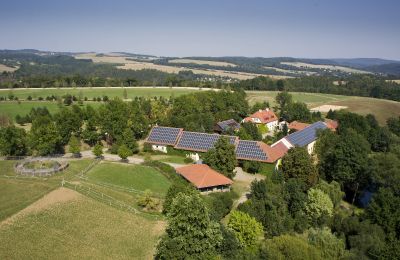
14, 157, 69, 177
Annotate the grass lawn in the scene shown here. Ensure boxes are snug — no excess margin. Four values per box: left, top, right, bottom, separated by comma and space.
0, 195, 164, 259
86, 162, 171, 195
0, 101, 102, 119
154, 155, 188, 164
0, 87, 199, 100
0, 179, 55, 221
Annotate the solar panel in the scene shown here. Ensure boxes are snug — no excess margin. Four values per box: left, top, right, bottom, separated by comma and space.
286, 121, 327, 147
146, 126, 182, 145
236, 140, 268, 161
175, 131, 237, 152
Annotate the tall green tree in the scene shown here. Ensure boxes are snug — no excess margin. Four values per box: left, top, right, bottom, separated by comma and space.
54, 108, 83, 145
227, 210, 263, 249
156, 193, 222, 259
274, 91, 292, 119
28, 116, 62, 155
203, 137, 237, 179
281, 147, 318, 189
0, 126, 28, 156
304, 188, 334, 226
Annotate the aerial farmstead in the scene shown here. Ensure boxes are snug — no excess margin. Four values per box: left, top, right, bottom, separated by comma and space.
145, 119, 336, 164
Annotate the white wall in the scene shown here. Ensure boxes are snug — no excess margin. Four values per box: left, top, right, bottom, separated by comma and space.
152, 144, 168, 153
307, 141, 316, 154
266, 120, 278, 131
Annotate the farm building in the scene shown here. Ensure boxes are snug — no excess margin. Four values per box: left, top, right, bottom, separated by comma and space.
175, 164, 233, 194
145, 126, 284, 163
214, 119, 240, 133
272, 121, 328, 154
242, 108, 279, 131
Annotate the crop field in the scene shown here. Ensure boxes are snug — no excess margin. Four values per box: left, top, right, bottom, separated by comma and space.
263, 66, 314, 76
75, 53, 288, 80
168, 58, 237, 67
0, 188, 164, 259
246, 91, 351, 106
280, 62, 371, 74
0, 64, 18, 73
85, 162, 171, 196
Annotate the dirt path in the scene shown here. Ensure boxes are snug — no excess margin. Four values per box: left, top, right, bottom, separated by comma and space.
0, 187, 82, 228
232, 167, 265, 208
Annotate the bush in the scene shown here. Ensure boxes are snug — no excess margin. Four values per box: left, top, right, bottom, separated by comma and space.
204, 191, 236, 221
109, 143, 119, 154
118, 144, 132, 160
93, 143, 103, 158
184, 157, 194, 164
143, 142, 153, 153
137, 189, 161, 212
242, 160, 263, 174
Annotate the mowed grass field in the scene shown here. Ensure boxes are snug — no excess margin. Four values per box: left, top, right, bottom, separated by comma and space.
0, 159, 95, 221
0, 192, 164, 259
0, 87, 200, 100
86, 162, 171, 196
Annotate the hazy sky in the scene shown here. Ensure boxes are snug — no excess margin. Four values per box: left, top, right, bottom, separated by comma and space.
1, 0, 399, 59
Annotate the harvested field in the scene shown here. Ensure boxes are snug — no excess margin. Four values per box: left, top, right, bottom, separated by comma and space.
281, 62, 371, 74
169, 59, 237, 67
0, 64, 18, 72
263, 66, 315, 76
327, 97, 400, 125
310, 105, 348, 113
75, 53, 289, 80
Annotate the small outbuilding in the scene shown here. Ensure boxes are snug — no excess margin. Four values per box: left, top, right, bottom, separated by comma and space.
214, 119, 241, 133
175, 164, 233, 194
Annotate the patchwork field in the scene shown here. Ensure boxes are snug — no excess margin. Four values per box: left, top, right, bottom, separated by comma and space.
281, 62, 371, 74
263, 66, 314, 76
0, 64, 18, 73
168, 58, 237, 67
85, 162, 171, 196
75, 53, 288, 80
0, 188, 164, 259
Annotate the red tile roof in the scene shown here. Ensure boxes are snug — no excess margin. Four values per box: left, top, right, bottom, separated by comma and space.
288, 121, 310, 131
176, 164, 233, 189
244, 109, 278, 124
325, 119, 338, 131
259, 141, 288, 163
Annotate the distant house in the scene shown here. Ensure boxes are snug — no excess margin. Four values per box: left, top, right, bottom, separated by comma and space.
175, 164, 233, 194
214, 119, 240, 133
288, 121, 310, 132
272, 121, 328, 155
325, 119, 339, 131
242, 108, 279, 131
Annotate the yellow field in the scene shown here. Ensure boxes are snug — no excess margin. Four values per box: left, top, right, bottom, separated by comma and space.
0, 64, 18, 73
263, 66, 314, 76
75, 53, 290, 80
386, 79, 400, 84
281, 62, 371, 74
169, 58, 237, 67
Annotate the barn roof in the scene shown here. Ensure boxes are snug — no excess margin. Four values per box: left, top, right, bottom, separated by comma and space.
176, 164, 233, 189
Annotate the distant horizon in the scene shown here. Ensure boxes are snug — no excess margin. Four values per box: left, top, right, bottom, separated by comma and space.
2, 48, 400, 62
1, 0, 399, 60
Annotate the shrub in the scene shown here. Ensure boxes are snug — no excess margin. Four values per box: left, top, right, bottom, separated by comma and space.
118, 144, 132, 160
137, 189, 161, 212
228, 211, 263, 249
184, 157, 194, 164
93, 143, 103, 158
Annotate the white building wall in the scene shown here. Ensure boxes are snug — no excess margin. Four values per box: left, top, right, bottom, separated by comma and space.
307, 141, 316, 155
187, 153, 200, 162
266, 120, 279, 131
152, 144, 168, 153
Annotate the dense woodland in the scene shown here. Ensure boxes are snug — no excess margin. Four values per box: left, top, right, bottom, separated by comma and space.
1, 90, 400, 259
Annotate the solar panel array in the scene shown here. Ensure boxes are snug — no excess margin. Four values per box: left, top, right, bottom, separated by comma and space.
175, 131, 236, 151
146, 126, 182, 145
286, 121, 327, 147
236, 140, 268, 161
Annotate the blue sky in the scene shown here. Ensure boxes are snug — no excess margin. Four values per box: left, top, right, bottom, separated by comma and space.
1, 0, 399, 59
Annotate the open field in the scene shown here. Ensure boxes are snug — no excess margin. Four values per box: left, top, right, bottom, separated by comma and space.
281, 62, 371, 74
75, 53, 288, 80
0, 189, 164, 259
328, 97, 400, 124
263, 66, 315, 76
169, 58, 237, 67
0, 64, 18, 73
86, 162, 171, 195
247, 91, 400, 125
246, 91, 352, 106
0, 87, 201, 100
0, 159, 95, 221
